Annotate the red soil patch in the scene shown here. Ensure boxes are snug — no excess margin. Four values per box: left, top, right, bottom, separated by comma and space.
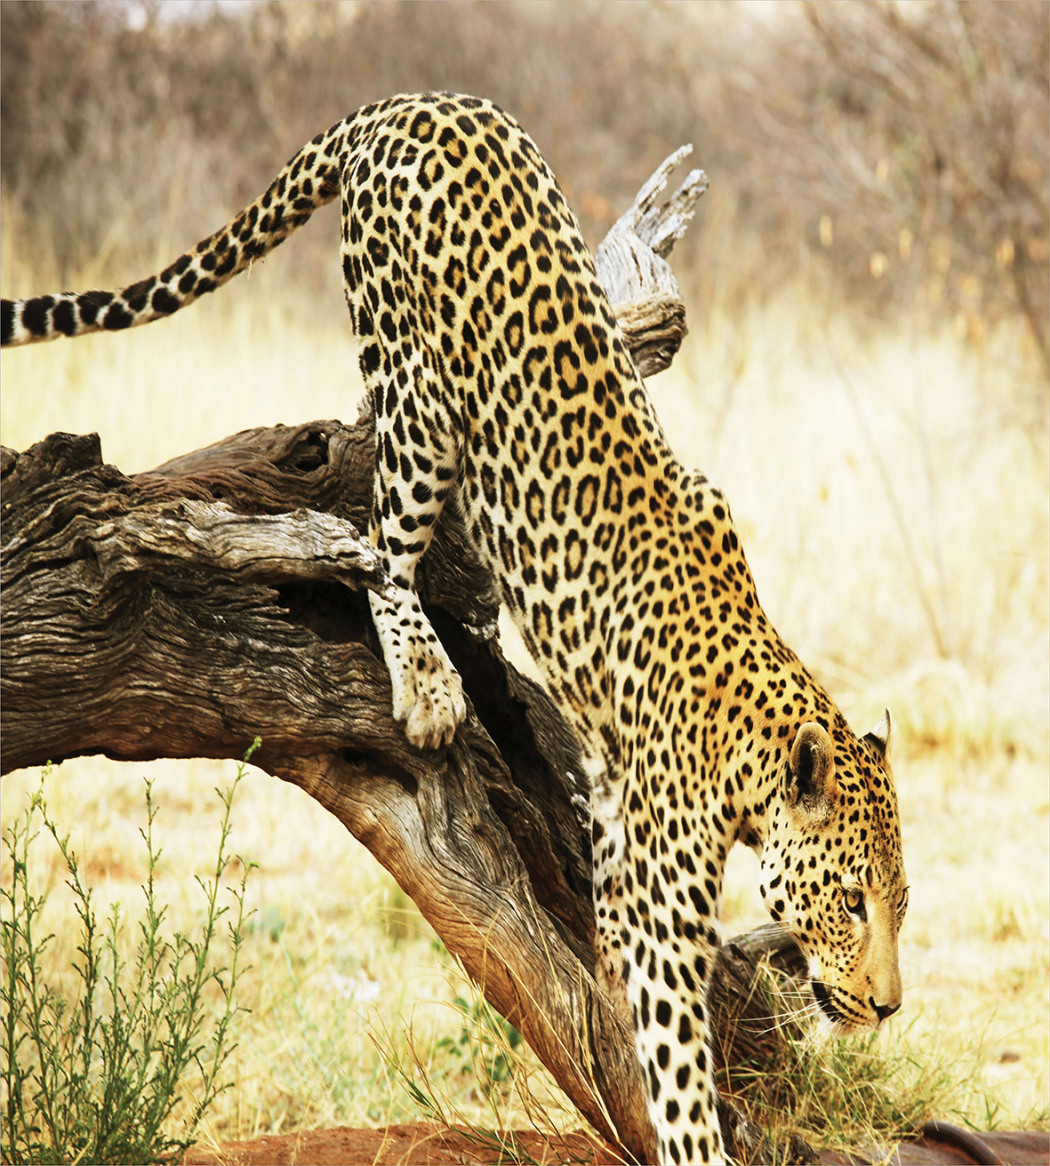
182, 1122, 619, 1166
183, 1123, 1050, 1166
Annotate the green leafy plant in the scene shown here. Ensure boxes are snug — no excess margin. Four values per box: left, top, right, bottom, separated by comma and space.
435, 994, 524, 1100
1, 748, 258, 1165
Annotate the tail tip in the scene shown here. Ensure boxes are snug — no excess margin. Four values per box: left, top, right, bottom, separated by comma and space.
1, 299, 15, 346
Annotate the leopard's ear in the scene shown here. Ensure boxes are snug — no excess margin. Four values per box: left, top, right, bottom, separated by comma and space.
785, 722, 836, 821
864, 708, 893, 760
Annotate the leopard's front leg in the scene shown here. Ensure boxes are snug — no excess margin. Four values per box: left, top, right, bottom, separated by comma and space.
624, 911, 726, 1166
358, 344, 467, 749
593, 760, 727, 1166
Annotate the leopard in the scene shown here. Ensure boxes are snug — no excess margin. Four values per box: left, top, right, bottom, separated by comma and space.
2, 91, 908, 1165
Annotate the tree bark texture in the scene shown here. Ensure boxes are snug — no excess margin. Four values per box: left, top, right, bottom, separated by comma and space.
1, 151, 812, 1164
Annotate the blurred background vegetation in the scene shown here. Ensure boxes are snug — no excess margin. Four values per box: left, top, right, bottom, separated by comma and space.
1, 0, 1047, 361
1, 0, 1047, 1152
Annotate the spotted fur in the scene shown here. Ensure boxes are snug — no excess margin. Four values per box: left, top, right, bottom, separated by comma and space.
2, 92, 908, 1164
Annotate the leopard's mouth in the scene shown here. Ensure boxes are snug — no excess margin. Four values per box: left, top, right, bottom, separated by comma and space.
811, 979, 849, 1026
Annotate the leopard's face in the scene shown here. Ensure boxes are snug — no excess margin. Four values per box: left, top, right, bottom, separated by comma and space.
759, 717, 908, 1032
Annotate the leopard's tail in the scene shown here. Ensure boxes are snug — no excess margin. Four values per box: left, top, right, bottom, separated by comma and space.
1, 118, 354, 347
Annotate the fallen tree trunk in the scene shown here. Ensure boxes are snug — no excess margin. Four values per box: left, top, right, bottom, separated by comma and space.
1, 151, 811, 1165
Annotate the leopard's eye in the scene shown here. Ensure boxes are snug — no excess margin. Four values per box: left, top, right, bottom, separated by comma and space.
896, 887, 909, 921
843, 887, 866, 920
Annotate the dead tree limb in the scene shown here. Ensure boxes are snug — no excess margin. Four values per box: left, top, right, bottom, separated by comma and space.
1, 152, 810, 1165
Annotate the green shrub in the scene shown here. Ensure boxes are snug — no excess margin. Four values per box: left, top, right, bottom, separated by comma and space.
1, 753, 256, 1165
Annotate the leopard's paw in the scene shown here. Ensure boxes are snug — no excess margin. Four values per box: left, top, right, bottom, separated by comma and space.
401, 655, 467, 750
371, 590, 467, 750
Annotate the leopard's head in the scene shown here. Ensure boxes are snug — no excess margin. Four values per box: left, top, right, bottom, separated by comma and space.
759, 713, 908, 1032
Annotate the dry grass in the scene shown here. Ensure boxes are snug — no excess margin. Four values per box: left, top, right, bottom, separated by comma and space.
2, 226, 1047, 1149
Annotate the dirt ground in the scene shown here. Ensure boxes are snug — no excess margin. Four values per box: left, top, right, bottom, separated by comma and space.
182, 1122, 619, 1165
182, 1123, 1050, 1166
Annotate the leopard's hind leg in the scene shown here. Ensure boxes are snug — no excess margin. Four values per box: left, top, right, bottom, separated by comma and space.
361, 344, 467, 750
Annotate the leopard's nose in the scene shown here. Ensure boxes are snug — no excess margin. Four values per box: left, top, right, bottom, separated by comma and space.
871, 997, 901, 1023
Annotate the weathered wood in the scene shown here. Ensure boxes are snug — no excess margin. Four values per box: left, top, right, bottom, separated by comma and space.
594, 145, 708, 378
0, 420, 651, 1158
1, 149, 813, 1164
1, 421, 813, 1165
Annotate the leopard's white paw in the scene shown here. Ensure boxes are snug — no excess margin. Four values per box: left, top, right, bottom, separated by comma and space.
402, 658, 467, 750
371, 589, 467, 750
